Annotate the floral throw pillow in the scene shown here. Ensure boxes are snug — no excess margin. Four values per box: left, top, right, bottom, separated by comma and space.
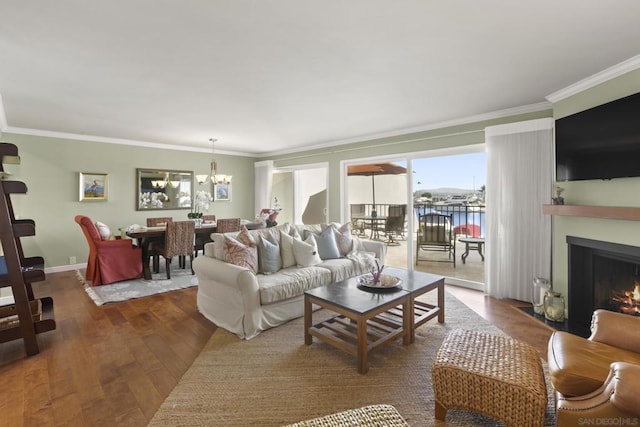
95, 221, 113, 240
224, 227, 258, 273
322, 222, 353, 256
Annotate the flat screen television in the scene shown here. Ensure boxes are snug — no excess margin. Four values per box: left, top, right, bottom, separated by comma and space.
555, 91, 640, 181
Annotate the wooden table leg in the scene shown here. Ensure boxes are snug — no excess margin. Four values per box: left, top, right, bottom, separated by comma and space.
304, 296, 312, 345
356, 317, 368, 374
437, 280, 445, 323
138, 237, 152, 280
405, 296, 414, 345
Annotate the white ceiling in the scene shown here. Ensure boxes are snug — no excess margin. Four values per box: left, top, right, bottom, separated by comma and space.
1, 1, 640, 156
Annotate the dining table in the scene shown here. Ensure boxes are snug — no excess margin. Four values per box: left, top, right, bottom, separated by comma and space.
126, 223, 217, 280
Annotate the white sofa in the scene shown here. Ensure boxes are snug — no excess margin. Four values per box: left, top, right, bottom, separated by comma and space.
193, 223, 386, 339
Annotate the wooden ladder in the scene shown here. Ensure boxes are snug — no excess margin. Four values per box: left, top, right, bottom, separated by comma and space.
0, 142, 56, 355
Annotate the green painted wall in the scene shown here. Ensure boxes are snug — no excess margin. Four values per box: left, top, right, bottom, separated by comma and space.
268, 109, 552, 221
550, 68, 640, 300
1, 133, 256, 269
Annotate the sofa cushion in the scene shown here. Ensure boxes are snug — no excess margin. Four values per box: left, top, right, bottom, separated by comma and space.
258, 266, 333, 305
318, 257, 371, 282
95, 221, 114, 240
323, 222, 354, 256
279, 230, 296, 268
251, 223, 290, 244
257, 234, 281, 274
293, 235, 322, 267
548, 330, 640, 396
210, 223, 291, 261
305, 227, 340, 260
224, 229, 258, 274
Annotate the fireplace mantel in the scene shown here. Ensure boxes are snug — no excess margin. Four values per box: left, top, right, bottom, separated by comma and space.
542, 204, 640, 221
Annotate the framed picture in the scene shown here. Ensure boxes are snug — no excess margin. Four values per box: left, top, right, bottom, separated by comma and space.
79, 172, 108, 202
214, 182, 231, 202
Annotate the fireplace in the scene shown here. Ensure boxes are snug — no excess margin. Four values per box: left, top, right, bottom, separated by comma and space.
567, 236, 640, 337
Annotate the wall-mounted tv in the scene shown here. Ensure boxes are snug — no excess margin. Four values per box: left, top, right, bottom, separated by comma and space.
555, 91, 640, 181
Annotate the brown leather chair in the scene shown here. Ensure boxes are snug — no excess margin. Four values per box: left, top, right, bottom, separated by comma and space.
148, 220, 195, 279
548, 309, 640, 425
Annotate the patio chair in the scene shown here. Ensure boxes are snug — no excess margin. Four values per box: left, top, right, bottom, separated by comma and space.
350, 204, 367, 235
416, 213, 456, 267
375, 205, 407, 245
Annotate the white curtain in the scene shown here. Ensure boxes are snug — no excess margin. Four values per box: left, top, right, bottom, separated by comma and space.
485, 118, 553, 301
254, 160, 273, 215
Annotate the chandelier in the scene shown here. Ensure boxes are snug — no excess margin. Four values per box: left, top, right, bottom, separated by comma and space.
196, 138, 232, 185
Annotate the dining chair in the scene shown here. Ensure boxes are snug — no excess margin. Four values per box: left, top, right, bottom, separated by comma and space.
202, 214, 216, 223
195, 215, 217, 256
148, 220, 195, 279
216, 218, 241, 233
146, 217, 173, 272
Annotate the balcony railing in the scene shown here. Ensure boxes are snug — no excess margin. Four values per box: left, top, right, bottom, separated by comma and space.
350, 203, 486, 238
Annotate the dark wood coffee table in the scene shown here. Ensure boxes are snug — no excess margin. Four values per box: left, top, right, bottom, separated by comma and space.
304, 268, 445, 373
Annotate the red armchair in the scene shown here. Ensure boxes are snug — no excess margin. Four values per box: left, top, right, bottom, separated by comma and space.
75, 215, 142, 286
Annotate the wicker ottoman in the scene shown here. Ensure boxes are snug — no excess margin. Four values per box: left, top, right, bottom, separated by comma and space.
432, 329, 547, 427
284, 404, 408, 427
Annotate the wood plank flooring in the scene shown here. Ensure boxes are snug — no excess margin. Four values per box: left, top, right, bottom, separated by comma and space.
0, 270, 553, 426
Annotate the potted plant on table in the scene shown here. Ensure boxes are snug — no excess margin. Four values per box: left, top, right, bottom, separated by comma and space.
189, 190, 213, 221
552, 186, 565, 205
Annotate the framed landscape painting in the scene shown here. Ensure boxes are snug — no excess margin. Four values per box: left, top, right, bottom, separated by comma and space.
214, 182, 231, 201
79, 172, 108, 201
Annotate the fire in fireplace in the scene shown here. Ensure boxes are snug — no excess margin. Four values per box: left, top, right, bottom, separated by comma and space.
610, 281, 640, 315
567, 236, 640, 337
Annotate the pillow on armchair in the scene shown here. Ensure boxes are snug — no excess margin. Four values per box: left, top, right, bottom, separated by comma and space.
95, 221, 115, 240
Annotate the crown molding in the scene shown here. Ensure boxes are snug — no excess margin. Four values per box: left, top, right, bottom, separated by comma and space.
2, 98, 550, 158
546, 55, 640, 103
4, 126, 256, 157
485, 117, 554, 137
258, 101, 551, 158
0, 94, 8, 131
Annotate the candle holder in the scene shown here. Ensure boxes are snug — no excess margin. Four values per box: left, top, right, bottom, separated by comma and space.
544, 291, 565, 322
532, 278, 551, 315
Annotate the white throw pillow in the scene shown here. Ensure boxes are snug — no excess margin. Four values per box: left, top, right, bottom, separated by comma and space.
293, 235, 322, 267
95, 221, 113, 240
279, 230, 296, 268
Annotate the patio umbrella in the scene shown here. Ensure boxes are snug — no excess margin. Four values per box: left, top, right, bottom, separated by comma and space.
347, 162, 407, 213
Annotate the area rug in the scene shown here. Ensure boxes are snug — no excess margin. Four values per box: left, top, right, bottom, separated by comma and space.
149, 291, 556, 426
77, 264, 198, 306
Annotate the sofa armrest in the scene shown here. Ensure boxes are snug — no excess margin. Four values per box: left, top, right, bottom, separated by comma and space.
357, 238, 387, 264
557, 362, 640, 425
610, 362, 640, 416
193, 255, 261, 339
589, 309, 640, 353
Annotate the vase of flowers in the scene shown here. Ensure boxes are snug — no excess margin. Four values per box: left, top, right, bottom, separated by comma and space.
189, 191, 213, 221
552, 185, 565, 205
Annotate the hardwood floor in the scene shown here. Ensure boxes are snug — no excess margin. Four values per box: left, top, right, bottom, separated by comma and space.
0, 270, 553, 426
